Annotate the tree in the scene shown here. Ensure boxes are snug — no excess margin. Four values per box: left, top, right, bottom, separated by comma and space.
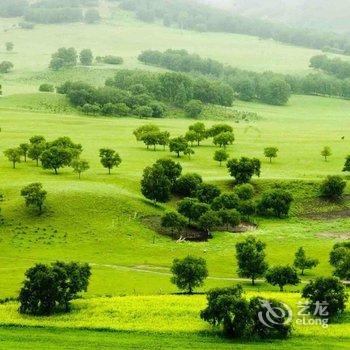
329, 242, 350, 281
293, 247, 319, 276
133, 124, 160, 141
28, 137, 46, 166
80, 49, 93, 66
4, 147, 21, 168
141, 131, 161, 150
184, 147, 195, 159
49, 47, 77, 70
184, 99, 203, 118
5, 42, 14, 52
227, 157, 261, 184
177, 198, 209, 223
155, 158, 182, 185
198, 210, 222, 235
218, 209, 241, 230
71, 159, 90, 179
169, 136, 188, 157
84, 9, 101, 24
189, 122, 206, 146
206, 124, 233, 138
302, 277, 348, 318
41, 146, 73, 174
343, 155, 350, 173
39, 83, 54, 92
161, 211, 187, 238
265, 266, 300, 291
320, 175, 346, 200
195, 183, 221, 204
99, 148, 121, 174
234, 184, 254, 200
213, 132, 235, 148
260, 79, 291, 106
214, 149, 228, 166
0, 60, 14, 73
141, 164, 171, 204
200, 285, 291, 339
19, 261, 91, 316
171, 256, 208, 294
174, 173, 203, 196
211, 193, 239, 211
264, 147, 279, 163
136, 105, 153, 119
20, 183, 47, 214
185, 130, 197, 146
239, 200, 257, 218
235, 236, 268, 285
257, 189, 293, 218
19, 143, 30, 162
321, 146, 332, 161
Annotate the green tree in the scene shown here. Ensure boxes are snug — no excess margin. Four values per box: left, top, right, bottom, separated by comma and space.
189, 122, 206, 146
20, 183, 47, 214
264, 147, 279, 163
260, 79, 291, 106
49, 47, 77, 70
19, 261, 91, 316
19, 143, 30, 162
214, 149, 228, 166
136, 105, 153, 119
293, 247, 319, 276
99, 148, 121, 174
343, 155, 350, 173
257, 189, 293, 218
71, 159, 90, 179
321, 146, 332, 161
265, 265, 300, 291
198, 210, 222, 235
4, 147, 21, 168
41, 146, 73, 174
211, 193, 239, 211
213, 132, 235, 148
133, 124, 160, 141
169, 136, 188, 157
28, 138, 46, 166
195, 183, 221, 204
161, 211, 187, 238
234, 184, 254, 200
141, 164, 171, 204
320, 175, 346, 200
329, 242, 350, 281
174, 173, 202, 196
171, 255, 208, 294
218, 209, 241, 230
0, 60, 14, 73
235, 236, 268, 285
184, 99, 203, 118
177, 198, 209, 223
155, 158, 182, 185
184, 146, 195, 159
302, 277, 348, 318
227, 157, 261, 184
5, 42, 14, 52
79, 49, 93, 66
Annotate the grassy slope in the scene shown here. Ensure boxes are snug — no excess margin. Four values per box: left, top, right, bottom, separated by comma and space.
0, 94, 349, 299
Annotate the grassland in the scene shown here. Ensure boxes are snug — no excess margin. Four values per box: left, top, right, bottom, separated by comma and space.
0, 4, 349, 349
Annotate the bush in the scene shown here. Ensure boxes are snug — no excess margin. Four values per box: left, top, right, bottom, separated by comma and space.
320, 175, 346, 200
0, 61, 13, 73
195, 183, 221, 204
97, 55, 123, 65
171, 255, 208, 294
257, 189, 293, 218
174, 173, 203, 197
39, 83, 54, 92
234, 184, 254, 200
184, 99, 203, 118
302, 277, 348, 319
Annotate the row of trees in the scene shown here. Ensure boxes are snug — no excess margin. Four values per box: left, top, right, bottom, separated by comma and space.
3, 135, 122, 176
120, 0, 350, 55
310, 55, 350, 79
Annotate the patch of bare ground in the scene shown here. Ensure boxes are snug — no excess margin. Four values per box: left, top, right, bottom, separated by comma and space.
141, 215, 256, 242
304, 209, 350, 220
315, 232, 350, 240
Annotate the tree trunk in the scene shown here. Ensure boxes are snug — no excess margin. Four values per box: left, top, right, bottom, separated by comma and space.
36, 159, 39, 166
108, 168, 111, 175
54, 168, 58, 175
12, 161, 15, 169
280, 285, 284, 292
252, 276, 255, 286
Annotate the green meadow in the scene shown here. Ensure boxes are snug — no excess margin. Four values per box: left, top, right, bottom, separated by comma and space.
0, 3, 349, 349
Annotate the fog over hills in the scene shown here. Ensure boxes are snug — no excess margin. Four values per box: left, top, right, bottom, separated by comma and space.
201, 0, 350, 33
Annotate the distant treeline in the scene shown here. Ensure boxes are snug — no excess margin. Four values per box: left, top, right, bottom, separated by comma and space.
139, 49, 350, 102
310, 55, 350, 79
120, 0, 350, 55
0, 0, 99, 24
57, 69, 234, 117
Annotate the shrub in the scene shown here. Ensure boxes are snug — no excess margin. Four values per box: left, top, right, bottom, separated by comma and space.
184, 99, 203, 118
195, 183, 221, 204
234, 184, 254, 200
320, 175, 346, 200
174, 173, 203, 197
257, 189, 293, 218
39, 83, 54, 92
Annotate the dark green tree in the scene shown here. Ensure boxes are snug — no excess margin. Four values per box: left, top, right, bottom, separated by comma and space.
320, 175, 346, 200
174, 173, 203, 196
19, 143, 30, 162
80, 49, 93, 66
265, 266, 300, 291
214, 149, 228, 166
227, 157, 261, 184
195, 183, 221, 204
213, 132, 235, 148
264, 147, 279, 163
184, 99, 203, 118
99, 148, 121, 174
293, 247, 319, 276
20, 182, 47, 214
257, 189, 293, 218
161, 211, 187, 238
4, 147, 21, 168
169, 136, 188, 157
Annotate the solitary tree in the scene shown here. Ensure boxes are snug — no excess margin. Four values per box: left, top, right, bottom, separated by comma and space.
342, 155, 350, 173
169, 136, 188, 157
171, 255, 208, 294
0, 61, 14, 73
264, 147, 279, 163
99, 148, 121, 174
19, 143, 30, 162
227, 157, 261, 184
79, 49, 93, 66
214, 149, 228, 166
20, 183, 47, 214
293, 247, 319, 275
5, 42, 14, 52
174, 173, 203, 196
4, 147, 21, 168
71, 159, 90, 179
235, 236, 268, 285
265, 265, 300, 291
321, 146, 332, 161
